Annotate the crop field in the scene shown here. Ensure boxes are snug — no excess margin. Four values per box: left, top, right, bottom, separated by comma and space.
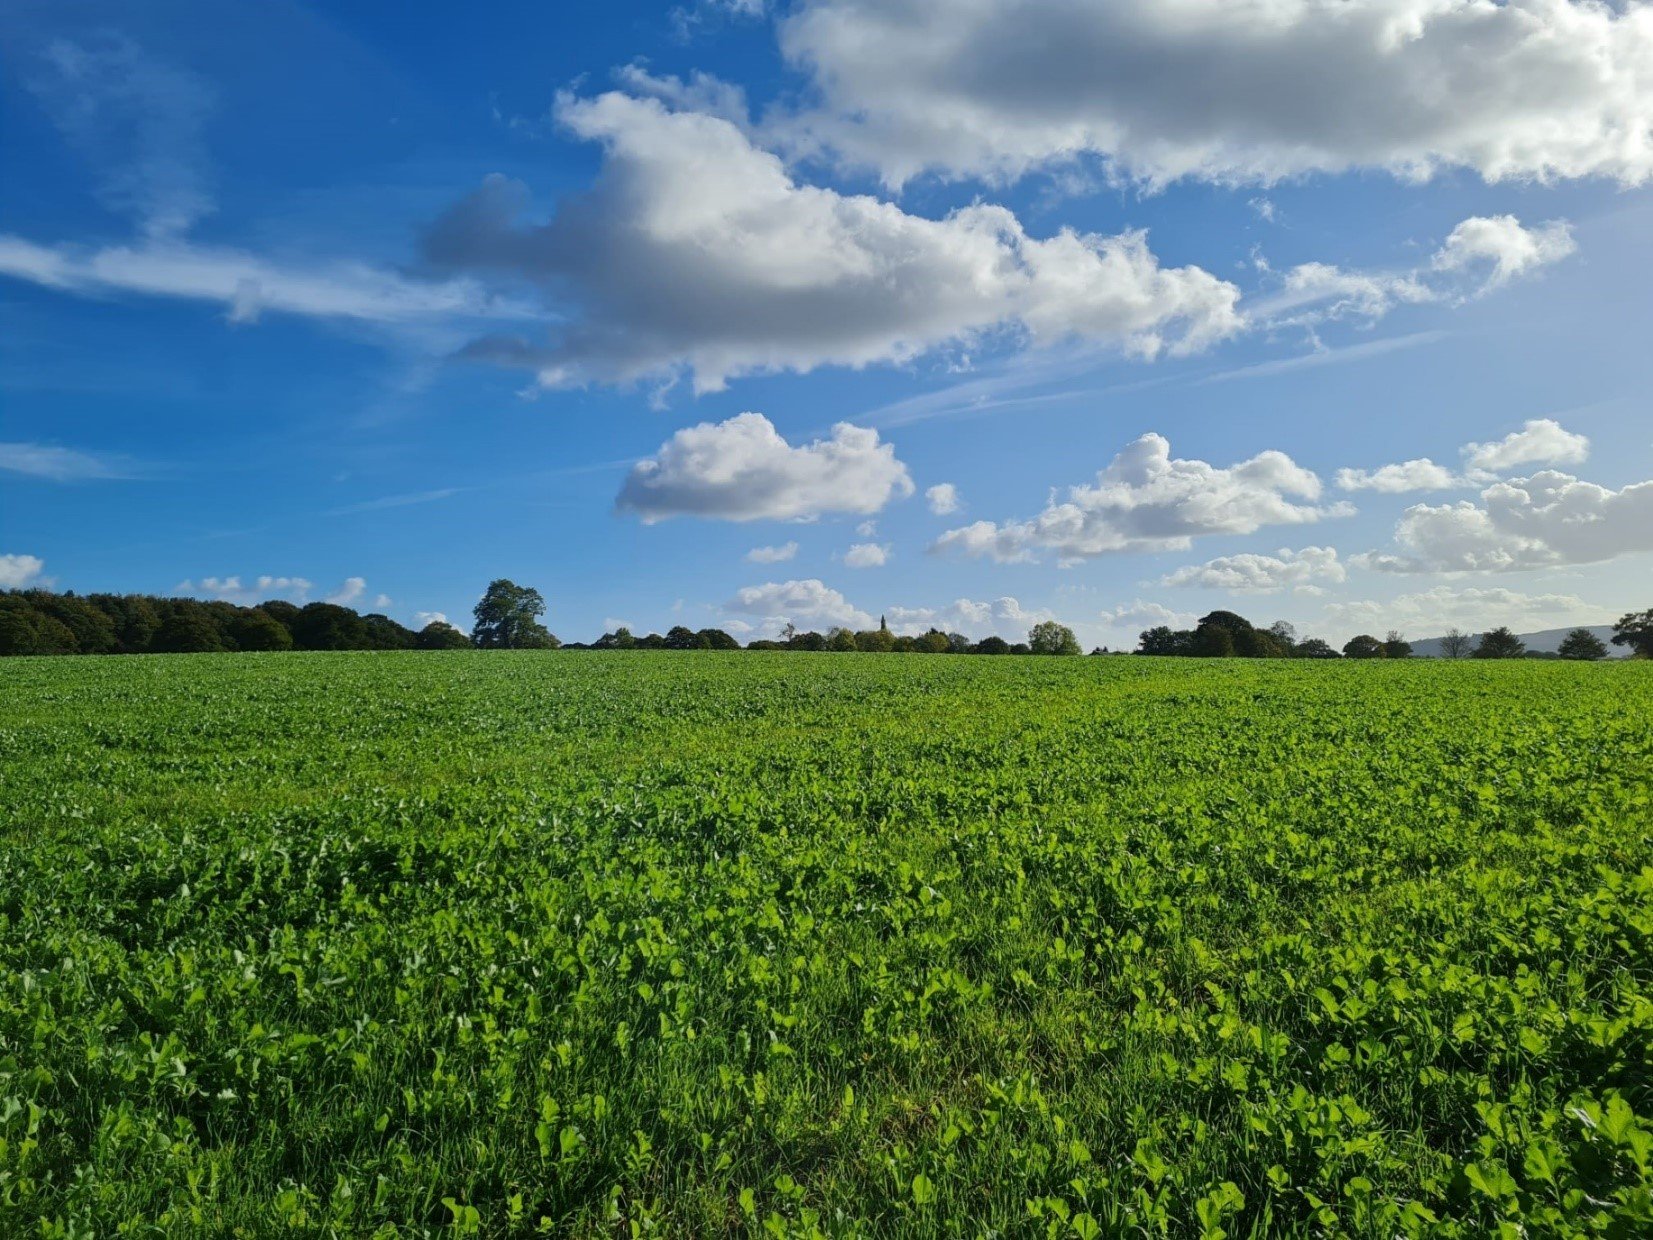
1, 652, 1650, 1237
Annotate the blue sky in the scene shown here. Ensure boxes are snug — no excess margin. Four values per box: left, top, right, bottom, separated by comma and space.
3, 0, 1650, 647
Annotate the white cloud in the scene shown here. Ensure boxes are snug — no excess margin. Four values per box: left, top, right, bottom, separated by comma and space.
0, 442, 143, 481
886, 595, 1052, 640
0, 553, 47, 589
617, 413, 914, 523
1433, 216, 1578, 290
424, 92, 1242, 393
842, 542, 890, 568
855, 520, 878, 537
1357, 469, 1653, 573
326, 577, 368, 606
1260, 216, 1574, 331
1338, 418, 1592, 494
932, 432, 1350, 562
1100, 599, 1198, 630
1336, 458, 1463, 494
925, 482, 961, 515
413, 611, 451, 629
1325, 586, 1604, 635
1161, 545, 1345, 593
778, 0, 1653, 188
372, 593, 393, 610
726, 578, 874, 630
172, 574, 314, 604
1462, 417, 1591, 474
0, 234, 527, 327
746, 541, 800, 563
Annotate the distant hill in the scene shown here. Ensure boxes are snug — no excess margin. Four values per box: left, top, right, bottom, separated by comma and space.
1410, 624, 1625, 658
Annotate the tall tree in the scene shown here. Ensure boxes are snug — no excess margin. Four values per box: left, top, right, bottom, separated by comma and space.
1383, 630, 1413, 659
1342, 634, 1385, 659
1439, 627, 1472, 659
1028, 621, 1081, 655
1473, 626, 1526, 659
1611, 609, 1653, 658
416, 620, 471, 650
1558, 628, 1608, 661
471, 579, 559, 649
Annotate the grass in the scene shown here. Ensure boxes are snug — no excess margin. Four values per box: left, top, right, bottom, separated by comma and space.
1, 651, 1650, 1236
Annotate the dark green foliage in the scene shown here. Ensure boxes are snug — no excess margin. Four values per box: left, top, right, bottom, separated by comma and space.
291, 602, 370, 651
973, 635, 1010, 655
697, 628, 740, 650
151, 607, 227, 653
1474, 626, 1527, 659
1383, 631, 1414, 660
1612, 610, 1653, 658
472, 579, 559, 649
416, 621, 472, 650
228, 609, 295, 652
664, 625, 711, 650
0, 595, 79, 654
1558, 628, 1609, 661
1293, 637, 1341, 659
1343, 634, 1386, 659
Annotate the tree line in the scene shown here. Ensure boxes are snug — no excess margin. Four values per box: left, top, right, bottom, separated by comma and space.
3, 579, 1648, 660
1137, 610, 1646, 660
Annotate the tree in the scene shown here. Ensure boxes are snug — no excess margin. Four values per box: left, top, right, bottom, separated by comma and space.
152, 608, 226, 653
697, 628, 740, 650
0, 596, 79, 655
787, 630, 827, 651
292, 602, 369, 651
1028, 620, 1081, 655
826, 627, 859, 651
1383, 630, 1413, 660
664, 625, 711, 650
1191, 622, 1236, 658
856, 627, 896, 653
915, 629, 951, 654
229, 609, 294, 652
594, 627, 637, 649
1342, 634, 1385, 659
1473, 626, 1526, 659
360, 613, 417, 650
973, 635, 1010, 655
1611, 609, 1653, 658
1439, 627, 1472, 659
1557, 628, 1608, 660
471, 579, 558, 649
1268, 620, 1298, 650
417, 620, 471, 649
1294, 637, 1340, 659
1136, 625, 1187, 656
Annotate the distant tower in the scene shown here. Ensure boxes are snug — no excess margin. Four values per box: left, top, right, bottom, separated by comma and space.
880, 614, 888, 633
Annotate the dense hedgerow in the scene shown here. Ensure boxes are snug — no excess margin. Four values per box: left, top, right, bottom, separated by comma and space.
1, 653, 1649, 1236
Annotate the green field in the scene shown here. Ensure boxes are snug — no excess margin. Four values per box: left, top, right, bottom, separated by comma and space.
2, 653, 1650, 1237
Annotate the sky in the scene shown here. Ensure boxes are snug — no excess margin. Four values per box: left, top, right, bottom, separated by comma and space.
2, 0, 1650, 649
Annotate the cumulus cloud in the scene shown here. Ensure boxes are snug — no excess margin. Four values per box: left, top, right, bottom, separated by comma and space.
617, 413, 913, 523
424, 92, 1242, 393
413, 611, 452, 629
1432, 216, 1579, 289
932, 432, 1350, 562
726, 578, 874, 630
778, 0, 1653, 188
1462, 417, 1591, 474
1336, 458, 1464, 494
1356, 469, 1653, 573
1325, 586, 1603, 635
0, 553, 47, 589
1161, 545, 1345, 593
0, 441, 145, 482
842, 542, 889, 568
886, 595, 1052, 640
925, 482, 962, 515
1338, 418, 1591, 494
326, 576, 368, 606
1100, 599, 1198, 630
746, 541, 800, 563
